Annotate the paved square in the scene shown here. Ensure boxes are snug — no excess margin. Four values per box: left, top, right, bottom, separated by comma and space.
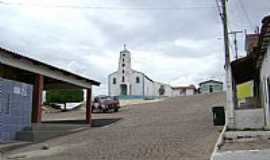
5, 93, 225, 160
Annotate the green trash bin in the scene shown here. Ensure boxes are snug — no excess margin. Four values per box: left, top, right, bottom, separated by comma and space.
212, 106, 225, 126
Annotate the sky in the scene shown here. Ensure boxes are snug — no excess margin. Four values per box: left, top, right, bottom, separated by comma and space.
0, 0, 269, 95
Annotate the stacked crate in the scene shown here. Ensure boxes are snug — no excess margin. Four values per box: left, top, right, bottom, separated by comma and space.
0, 78, 33, 143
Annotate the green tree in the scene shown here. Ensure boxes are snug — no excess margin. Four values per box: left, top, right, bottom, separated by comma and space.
46, 89, 83, 111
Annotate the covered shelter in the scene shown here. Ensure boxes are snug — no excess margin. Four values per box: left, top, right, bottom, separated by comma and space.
0, 47, 100, 125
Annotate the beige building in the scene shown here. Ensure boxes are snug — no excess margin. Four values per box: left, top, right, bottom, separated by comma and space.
172, 85, 196, 96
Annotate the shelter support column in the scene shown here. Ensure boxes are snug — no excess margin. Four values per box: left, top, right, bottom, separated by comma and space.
86, 88, 92, 125
32, 74, 44, 123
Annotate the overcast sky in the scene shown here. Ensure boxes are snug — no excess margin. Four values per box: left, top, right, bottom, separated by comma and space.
0, 0, 269, 95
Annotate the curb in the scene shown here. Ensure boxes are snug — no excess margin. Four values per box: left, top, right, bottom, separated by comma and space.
0, 141, 31, 154
210, 125, 227, 160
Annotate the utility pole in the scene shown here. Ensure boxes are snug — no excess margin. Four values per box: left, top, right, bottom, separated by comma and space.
220, 0, 230, 66
220, 0, 235, 129
229, 31, 243, 59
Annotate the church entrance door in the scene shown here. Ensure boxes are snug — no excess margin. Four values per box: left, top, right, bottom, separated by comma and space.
120, 84, 128, 95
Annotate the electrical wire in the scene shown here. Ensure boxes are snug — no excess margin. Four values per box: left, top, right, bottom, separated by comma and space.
0, 1, 216, 11
215, 0, 223, 21
237, 0, 254, 30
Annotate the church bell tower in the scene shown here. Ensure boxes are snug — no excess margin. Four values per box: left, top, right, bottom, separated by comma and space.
119, 44, 131, 71
118, 44, 131, 96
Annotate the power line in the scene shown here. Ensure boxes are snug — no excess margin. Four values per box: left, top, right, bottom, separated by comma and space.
228, 30, 243, 59
0, 1, 216, 10
237, 0, 254, 30
215, 0, 223, 20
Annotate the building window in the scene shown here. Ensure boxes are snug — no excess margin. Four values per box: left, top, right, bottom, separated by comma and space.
122, 70, 125, 74
113, 78, 116, 84
122, 76, 125, 82
209, 85, 213, 93
122, 58, 125, 62
136, 77, 140, 83
123, 54, 125, 57
122, 63, 125, 67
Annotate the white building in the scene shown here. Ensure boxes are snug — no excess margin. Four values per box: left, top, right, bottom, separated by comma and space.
259, 16, 270, 129
172, 85, 196, 97
228, 15, 270, 130
108, 45, 173, 98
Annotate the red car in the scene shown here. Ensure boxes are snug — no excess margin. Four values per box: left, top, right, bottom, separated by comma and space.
92, 95, 120, 113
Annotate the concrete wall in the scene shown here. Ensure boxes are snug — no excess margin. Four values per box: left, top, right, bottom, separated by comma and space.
172, 88, 195, 97
260, 44, 270, 128
108, 72, 121, 96
186, 88, 195, 96
153, 83, 173, 97
234, 109, 265, 130
143, 77, 155, 97
130, 72, 144, 96
0, 77, 33, 142
153, 82, 161, 96
172, 89, 182, 96
164, 85, 173, 97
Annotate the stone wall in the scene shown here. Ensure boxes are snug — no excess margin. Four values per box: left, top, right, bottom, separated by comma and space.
234, 109, 264, 130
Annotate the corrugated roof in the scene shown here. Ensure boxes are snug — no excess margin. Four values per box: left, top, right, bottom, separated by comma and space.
0, 47, 101, 86
199, 80, 223, 86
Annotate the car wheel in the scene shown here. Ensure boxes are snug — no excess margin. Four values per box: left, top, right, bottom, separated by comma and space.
114, 108, 119, 112
91, 106, 95, 113
102, 108, 108, 113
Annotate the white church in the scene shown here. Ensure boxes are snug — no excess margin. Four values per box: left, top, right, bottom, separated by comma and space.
108, 45, 181, 98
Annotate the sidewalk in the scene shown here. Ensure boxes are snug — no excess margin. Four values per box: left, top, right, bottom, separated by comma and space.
213, 149, 270, 160
119, 98, 164, 106
212, 130, 270, 160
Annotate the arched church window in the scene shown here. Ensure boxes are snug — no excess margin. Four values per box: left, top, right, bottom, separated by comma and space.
122, 76, 125, 82
113, 78, 116, 84
136, 77, 140, 83
122, 70, 125, 74
122, 63, 125, 67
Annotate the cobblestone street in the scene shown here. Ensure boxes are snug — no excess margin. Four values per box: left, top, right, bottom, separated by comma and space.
5, 93, 225, 160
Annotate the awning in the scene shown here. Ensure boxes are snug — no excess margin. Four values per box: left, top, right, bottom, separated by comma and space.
231, 55, 258, 84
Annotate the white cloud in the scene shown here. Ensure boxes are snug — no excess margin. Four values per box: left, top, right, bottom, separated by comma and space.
0, 0, 269, 95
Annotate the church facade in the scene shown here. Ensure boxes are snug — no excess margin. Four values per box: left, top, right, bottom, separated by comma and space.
108, 45, 173, 98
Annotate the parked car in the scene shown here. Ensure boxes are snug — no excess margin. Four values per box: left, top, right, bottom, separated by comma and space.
92, 95, 120, 113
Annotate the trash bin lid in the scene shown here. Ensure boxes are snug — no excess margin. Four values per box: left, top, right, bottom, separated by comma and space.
212, 106, 224, 111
